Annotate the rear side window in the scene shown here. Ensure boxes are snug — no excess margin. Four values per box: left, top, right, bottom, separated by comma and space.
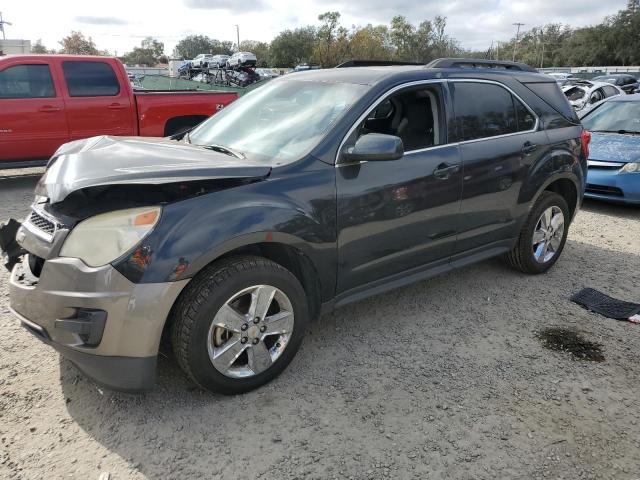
524, 81, 579, 123
452, 82, 537, 141
62, 61, 120, 97
0, 64, 55, 99
602, 85, 619, 97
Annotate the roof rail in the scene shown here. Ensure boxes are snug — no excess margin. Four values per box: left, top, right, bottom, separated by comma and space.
336, 60, 423, 68
426, 58, 537, 73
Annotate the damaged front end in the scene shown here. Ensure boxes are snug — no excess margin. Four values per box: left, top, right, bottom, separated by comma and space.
2, 135, 272, 391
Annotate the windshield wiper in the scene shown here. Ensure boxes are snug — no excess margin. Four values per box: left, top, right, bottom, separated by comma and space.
201, 144, 245, 159
590, 129, 640, 135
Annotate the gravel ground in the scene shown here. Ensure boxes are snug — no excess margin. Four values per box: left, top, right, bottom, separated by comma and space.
1, 169, 639, 480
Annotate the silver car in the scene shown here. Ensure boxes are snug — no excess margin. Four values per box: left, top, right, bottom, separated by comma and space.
226, 52, 257, 69
562, 80, 624, 112
192, 54, 214, 68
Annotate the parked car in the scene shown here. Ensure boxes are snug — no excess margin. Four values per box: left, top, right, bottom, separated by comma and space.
226, 52, 257, 69
579, 93, 640, 204
293, 64, 321, 72
2, 58, 588, 394
562, 80, 624, 112
591, 74, 639, 94
177, 61, 192, 77
192, 54, 214, 68
0, 55, 238, 167
210, 54, 229, 69
256, 68, 279, 79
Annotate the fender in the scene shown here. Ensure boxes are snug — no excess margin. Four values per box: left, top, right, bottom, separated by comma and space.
114, 163, 337, 299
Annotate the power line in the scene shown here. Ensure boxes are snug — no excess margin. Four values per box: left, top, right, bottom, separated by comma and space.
512, 22, 525, 61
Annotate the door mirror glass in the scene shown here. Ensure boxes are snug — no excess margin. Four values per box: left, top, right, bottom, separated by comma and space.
343, 133, 404, 163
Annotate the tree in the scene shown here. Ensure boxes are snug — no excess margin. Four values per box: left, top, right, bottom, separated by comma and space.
349, 25, 393, 61
174, 35, 232, 59
269, 27, 317, 67
31, 39, 50, 54
59, 31, 100, 55
122, 37, 165, 66
390, 15, 417, 60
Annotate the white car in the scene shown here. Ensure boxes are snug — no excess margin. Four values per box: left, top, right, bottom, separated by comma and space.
192, 54, 214, 68
210, 55, 229, 68
226, 52, 257, 69
562, 80, 625, 112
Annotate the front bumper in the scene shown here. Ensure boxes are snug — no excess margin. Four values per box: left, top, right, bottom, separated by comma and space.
9, 256, 189, 391
585, 169, 640, 205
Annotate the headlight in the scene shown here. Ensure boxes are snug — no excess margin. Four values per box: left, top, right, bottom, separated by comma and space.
60, 207, 161, 267
620, 162, 640, 173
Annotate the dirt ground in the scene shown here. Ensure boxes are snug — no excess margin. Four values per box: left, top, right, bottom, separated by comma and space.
1, 169, 639, 480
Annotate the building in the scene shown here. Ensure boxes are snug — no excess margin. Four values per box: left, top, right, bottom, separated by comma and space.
0, 39, 31, 55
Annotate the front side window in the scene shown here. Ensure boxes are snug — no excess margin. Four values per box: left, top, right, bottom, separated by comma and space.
354, 85, 444, 151
0, 64, 55, 99
188, 79, 368, 164
452, 82, 520, 141
602, 85, 619, 98
62, 61, 120, 97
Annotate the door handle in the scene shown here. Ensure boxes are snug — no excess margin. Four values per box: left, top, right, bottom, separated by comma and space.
521, 141, 538, 155
433, 163, 460, 180
107, 103, 126, 110
38, 105, 61, 113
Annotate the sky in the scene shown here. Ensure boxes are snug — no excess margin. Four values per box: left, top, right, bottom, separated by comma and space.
1, 0, 629, 56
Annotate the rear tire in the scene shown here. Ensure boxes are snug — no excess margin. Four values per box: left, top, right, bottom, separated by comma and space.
504, 191, 570, 274
171, 256, 309, 395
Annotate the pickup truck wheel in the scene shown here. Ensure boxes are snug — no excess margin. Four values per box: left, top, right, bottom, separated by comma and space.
171, 256, 309, 395
505, 191, 570, 274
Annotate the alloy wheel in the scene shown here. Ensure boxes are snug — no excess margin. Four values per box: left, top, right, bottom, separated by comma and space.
207, 285, 294, 378
532, 206, 565, 263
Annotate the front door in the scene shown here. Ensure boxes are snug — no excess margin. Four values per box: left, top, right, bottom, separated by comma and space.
0, 63, 69, 162
336, 83, 462, 294
60, 60, 135, 140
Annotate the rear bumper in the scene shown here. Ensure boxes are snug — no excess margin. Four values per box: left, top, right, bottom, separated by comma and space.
585, 169, 640, 205
9, 256, 189, 391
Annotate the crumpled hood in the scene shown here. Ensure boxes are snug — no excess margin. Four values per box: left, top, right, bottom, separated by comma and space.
36, 136, 271, 203
589, 133, 640, 164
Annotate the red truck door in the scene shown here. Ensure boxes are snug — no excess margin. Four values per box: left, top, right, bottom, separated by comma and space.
0, 62, 69, 162
59, 59, 135, 140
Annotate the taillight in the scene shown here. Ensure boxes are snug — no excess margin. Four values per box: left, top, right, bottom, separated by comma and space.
581, 129, 591, 159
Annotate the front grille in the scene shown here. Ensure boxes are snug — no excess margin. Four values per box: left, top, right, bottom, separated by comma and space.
585, 184, 624, 197
28, 211, 56, 236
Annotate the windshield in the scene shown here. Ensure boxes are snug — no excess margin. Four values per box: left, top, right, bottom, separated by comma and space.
582, 101, 640, 133
188, 79, 368, 164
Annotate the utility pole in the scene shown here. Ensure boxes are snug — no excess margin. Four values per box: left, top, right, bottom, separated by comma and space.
235, 24, 240, 51
512, 22, 525, 61
0, 12, 13, 40
540, 32, 545, 68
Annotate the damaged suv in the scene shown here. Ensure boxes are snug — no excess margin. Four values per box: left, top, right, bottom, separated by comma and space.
2, 59, 589, 394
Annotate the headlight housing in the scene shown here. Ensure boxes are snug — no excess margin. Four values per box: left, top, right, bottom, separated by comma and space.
620, 162, 640, 174
60, 207, 161, 267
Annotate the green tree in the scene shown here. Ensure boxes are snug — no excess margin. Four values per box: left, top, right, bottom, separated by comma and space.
269, 27, 317, 67
349, 25, 393, 61
174, 35, 231, 59
58, 31, 100, 55
123, 37, 165, 66
313, 12, 350, 67
390, 15, 417, 60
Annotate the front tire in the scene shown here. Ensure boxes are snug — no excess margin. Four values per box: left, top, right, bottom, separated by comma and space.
171, 256, 309, 395
505, 191, 570, 274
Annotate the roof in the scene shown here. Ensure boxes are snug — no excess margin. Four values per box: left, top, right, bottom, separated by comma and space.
606, 92, 640, 102
286, 64, 550, 86
1, 54, 117, 62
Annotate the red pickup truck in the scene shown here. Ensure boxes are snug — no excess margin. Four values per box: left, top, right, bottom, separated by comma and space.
0, 55, 239, 167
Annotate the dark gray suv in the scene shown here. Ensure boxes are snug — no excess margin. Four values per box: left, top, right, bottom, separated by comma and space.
2, 59, 590, 394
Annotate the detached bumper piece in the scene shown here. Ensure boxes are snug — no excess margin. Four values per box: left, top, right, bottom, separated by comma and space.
0, 219, 25, 271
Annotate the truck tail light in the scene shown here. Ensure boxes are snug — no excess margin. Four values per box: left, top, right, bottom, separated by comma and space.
581, 129, 591, 159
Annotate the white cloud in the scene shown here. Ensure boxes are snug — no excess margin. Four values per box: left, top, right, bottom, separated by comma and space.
2, 0, 629, 55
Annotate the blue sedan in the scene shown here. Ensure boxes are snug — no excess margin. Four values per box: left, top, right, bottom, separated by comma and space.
580, 94, 640, 204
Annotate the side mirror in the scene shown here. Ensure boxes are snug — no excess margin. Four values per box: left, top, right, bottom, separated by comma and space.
343, 133, 404, 163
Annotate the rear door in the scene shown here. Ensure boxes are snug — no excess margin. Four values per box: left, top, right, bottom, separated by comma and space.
0, 62, 69, 162
450, 80, 546, 254
60, 59, 135, 141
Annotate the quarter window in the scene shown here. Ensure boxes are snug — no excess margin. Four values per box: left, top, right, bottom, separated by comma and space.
0, 64, 55, 99
62, 61, 120, 97
453, 82, 536, 141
